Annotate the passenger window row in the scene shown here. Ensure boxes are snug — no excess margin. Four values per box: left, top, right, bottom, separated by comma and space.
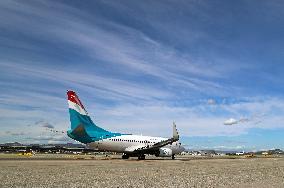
109, 139, 154, 144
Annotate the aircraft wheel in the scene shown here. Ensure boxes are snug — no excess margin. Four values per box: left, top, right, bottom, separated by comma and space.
138, 155, 145, 160
122, 154, 129, 159
172, 154, 175, 160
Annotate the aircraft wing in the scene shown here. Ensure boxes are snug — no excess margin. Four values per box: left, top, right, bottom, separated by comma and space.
126, 122, 180, 154
124, 145, 142, 152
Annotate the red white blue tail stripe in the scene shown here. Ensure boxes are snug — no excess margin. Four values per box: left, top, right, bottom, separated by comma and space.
67, 90, 88, 116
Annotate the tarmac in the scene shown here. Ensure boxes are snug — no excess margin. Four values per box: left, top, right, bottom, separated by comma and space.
1, 154, 284, 188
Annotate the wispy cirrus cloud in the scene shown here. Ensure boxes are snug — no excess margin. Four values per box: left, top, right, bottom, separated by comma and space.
36, 121, 55, 129
0, 0, 239, 98
0, 0, 284, 148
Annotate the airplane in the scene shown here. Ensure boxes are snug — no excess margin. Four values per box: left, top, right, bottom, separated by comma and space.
66, 90, 185, 160
236, 151, 245, 155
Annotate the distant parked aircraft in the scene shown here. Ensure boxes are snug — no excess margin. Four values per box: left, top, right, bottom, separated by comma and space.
66, 91, 185, 160
236, 151, 245, 155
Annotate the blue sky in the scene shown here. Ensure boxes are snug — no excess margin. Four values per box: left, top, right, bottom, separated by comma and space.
0, 0, 284, 150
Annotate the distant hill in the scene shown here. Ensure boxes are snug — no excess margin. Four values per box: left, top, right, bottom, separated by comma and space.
0, 142, 85, 148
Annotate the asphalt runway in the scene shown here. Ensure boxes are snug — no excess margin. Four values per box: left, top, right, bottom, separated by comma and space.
1, 156, 284, 188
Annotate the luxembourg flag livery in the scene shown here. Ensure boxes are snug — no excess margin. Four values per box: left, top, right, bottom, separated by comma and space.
67, 90, 88, 116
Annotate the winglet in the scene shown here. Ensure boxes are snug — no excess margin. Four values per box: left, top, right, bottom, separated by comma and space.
173, 122, 179, 140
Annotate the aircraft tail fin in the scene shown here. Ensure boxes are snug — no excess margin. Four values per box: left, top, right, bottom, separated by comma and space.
67, 90, 108, 133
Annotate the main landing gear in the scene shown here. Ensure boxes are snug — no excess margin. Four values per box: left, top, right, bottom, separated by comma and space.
122, 154, 146, 160
122, 154, 129, 159
138, 155, 145, 160
172, 154, 175, 160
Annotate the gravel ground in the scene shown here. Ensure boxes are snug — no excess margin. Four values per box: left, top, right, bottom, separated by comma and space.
1, 157, 284, 188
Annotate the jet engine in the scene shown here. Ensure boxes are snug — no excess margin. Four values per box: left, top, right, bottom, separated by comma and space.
156, 148, 172, 157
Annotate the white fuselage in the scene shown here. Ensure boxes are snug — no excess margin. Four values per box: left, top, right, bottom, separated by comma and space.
87, 134, 184, 155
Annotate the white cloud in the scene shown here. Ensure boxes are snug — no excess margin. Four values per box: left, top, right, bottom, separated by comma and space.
207, 99, 216, 105
224, 118, 238, 125
5, 131, 25, 136
23, 133, 73, 144
41, 122, 55, 129
90, 97, 284, 137
1, 92, 284, 140
0, 0, 283, 144
0, 0, 238, 98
